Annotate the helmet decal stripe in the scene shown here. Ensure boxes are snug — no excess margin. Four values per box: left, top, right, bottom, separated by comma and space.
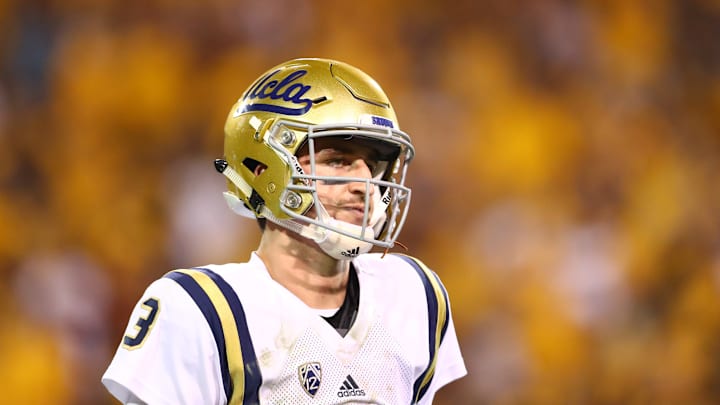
242, 103, 312, 116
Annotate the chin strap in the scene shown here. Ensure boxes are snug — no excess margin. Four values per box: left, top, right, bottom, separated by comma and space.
306, 203, 375, 260
217, 159, 389, 260
223, 190, 373, 260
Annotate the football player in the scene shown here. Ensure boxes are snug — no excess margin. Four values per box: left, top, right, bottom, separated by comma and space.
102, 58, 467, 404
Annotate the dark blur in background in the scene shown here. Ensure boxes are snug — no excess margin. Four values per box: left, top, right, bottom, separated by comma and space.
1, 0, 720, 404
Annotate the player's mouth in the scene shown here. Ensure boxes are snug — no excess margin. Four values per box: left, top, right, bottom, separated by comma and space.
338, 205, 371, 224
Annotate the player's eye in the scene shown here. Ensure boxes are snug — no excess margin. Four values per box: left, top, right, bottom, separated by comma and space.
332, 157, 346, 166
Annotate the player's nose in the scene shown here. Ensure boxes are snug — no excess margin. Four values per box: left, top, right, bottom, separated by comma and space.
347, 159, 375, 195
350, 158, 373, 179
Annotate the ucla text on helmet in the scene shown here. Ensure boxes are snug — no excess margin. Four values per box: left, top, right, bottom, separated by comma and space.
242, 69, 315, 116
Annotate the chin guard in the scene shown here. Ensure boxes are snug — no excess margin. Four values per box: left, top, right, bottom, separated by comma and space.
311, 219, 374, 260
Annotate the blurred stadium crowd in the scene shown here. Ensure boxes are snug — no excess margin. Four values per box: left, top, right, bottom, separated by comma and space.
1, 0, 719, 404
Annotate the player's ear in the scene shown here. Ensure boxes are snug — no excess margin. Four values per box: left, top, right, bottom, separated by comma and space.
242, 157, 267, 176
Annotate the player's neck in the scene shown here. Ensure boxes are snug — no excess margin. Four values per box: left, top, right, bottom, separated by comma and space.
256, 226, 349, 309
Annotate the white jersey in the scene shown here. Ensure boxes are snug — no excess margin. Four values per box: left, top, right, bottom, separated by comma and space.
102, 252, 467, 404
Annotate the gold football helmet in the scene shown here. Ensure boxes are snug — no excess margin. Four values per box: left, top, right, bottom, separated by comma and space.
216, 58, 414, 259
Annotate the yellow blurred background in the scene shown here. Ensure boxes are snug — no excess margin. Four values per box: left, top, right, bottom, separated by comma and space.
1, 0, 719, 404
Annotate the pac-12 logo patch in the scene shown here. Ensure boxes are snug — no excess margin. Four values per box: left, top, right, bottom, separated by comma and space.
298, 362, 322, 397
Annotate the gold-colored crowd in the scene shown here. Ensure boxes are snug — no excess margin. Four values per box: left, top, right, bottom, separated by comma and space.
1, 0, 718, 404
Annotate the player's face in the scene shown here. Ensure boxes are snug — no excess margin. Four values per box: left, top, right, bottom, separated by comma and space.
297, 138, 380, 225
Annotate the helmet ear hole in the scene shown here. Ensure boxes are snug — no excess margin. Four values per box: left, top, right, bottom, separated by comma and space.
243, 158, 267, 176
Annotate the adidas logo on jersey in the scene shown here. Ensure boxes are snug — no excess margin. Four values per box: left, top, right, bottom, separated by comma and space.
340, 247, 360, 258
337, 375, 365, 398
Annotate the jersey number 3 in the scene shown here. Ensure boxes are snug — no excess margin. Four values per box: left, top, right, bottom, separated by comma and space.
122, 297, 160, 350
